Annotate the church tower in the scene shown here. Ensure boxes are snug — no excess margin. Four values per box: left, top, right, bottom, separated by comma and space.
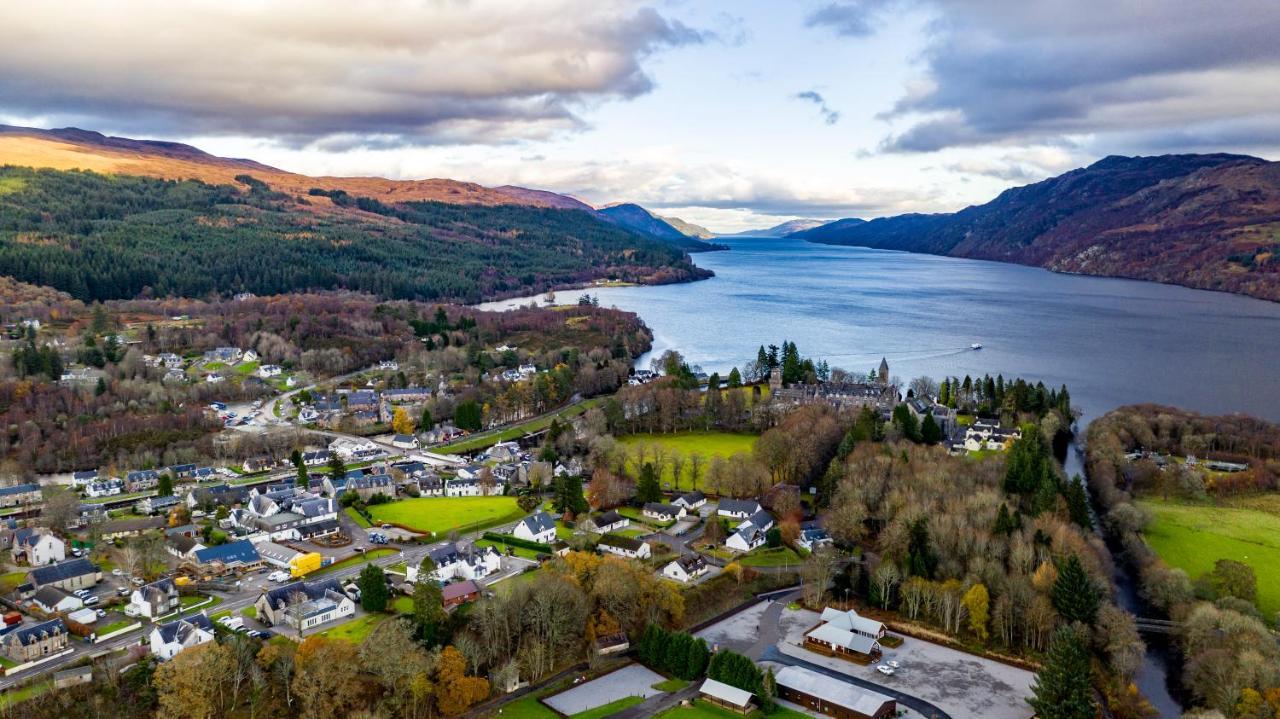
878, 357, 889, 385
769, 367, 783, 394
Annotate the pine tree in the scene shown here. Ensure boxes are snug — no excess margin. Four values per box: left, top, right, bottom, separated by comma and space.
1065, 475, 1093, 530
156, 473, 174, 498
358, 563, 388, 612
993, 503, 1016, 535
1027, 625, 1097, 719
328, 454, 346, 482
726, 367, 742, 387
636, 463, 662, 503
920, 413, 943, 444
906, 518, 937, 578
1051, 554, 1100, 624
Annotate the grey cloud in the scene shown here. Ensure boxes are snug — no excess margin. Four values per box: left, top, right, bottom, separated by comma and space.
0, 1, 703, 148
794, 91, 842, 125
880, 0, 1280, 154
804, 1, 891, 37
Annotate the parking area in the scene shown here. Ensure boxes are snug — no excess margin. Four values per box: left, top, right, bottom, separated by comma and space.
694, 601, 774, 654
542, 663, 666, 715
775, 607, 1035, 719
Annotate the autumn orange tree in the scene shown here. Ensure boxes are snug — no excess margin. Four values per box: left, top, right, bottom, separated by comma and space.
435, 645, 489, 716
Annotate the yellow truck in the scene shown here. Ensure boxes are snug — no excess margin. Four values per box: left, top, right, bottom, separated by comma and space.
290, 552, 324, 578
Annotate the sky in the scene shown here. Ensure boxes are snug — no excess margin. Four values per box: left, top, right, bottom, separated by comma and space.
3, 0, 1280, 232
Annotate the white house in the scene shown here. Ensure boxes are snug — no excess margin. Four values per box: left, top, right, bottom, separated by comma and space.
205, 373, 225, 384
796, 522, 832, 551
663, 554, 710, 583
11, 529, 66, 566
717, 498, 761, 520
32, 586, 82, 614
584, 511, 629, 534
597, 534, 651, 559
408, 543, 501, 583
642, 503, 686, 523
512, 512, 556, 545
802, 607, 886, 660
672, 491, 707, 512
129, 578, 180, 619
329, 437, 381, 460
150, 614, 215, 660
726, 526, 766, 553
257, 364, 283, 378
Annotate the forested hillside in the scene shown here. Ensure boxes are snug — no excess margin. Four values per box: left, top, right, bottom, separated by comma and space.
0, 166, 710, 303
793, 154, 1280, 302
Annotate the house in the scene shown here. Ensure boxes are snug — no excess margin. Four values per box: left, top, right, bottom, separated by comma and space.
441, 580, 481, 608
186, 483, 250, 511
205, 372, 225, 384
241, 456, 279, 474
699, 678, 755, 715
775, 666, 895, 719
166, 534, 206, 560
584, 510, 629, 534
485, 442, 522, 463
642, 503, 686, 523
444, 477, 503, 497
512, 512, 556, 545
382, 387, 430, 403
329, 437, 381, 461
71, 470, 98, 488
158, 353, 183, 369
53, 666, 93, 690
663, 554, 710, 583
803, 607, 886, 661
136, 494, 182, 516
100, 517, 166, 540
166, 464, 196, 480
293, 497, 338, 524
673, 491, 707, 512
391, 434, 419, 450
742, 509, 775, 533
257, 364, 283, 378
255, 578, 354, 630
725, 526, 766, 553
28, 558, 101, 592
192, 540, 262, 573
409, 542, 502, 583
378, 359, 399, 371
346, 473, 394, 501
2, 619, 68, 664
84, 478, 124, 498
0, 484, 41, 508
242, 349, 259, 363
11, 529, 66, 566
150, 614, 215, 661
345, 390, 379, 411
297, 519, 341, 540
301, 450, 331, 467
204, 347, 242, 363
255, 541, 322, 577
129, 578, 180, 618
963, 421, 1022, 452
717, 498, 761, 520
32, 586, 82, 614
597, 534, 651, 559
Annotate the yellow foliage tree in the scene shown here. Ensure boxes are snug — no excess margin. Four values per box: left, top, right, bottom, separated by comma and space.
435, 645, 490, 716
154, 641, 236, 719
392, 406, 415, 435
1031, 561, 1058, 593
962, 583, 990, 643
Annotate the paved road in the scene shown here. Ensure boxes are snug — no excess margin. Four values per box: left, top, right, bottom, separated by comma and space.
609, 684, 701, 719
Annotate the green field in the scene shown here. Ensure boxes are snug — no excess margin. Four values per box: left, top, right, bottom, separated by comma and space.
316, 612, 392, 643
738, 547, 804, 568
618, 431, 758, 491
654, 699, 811, 719
439, 398, 600, 455
367, 496, 525, 536
1140, 497, 1280, 615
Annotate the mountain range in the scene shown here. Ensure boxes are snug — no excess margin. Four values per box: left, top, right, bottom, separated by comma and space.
719, 218, 831, 237
791, 154, 1280, 303
595, 203, 723, 251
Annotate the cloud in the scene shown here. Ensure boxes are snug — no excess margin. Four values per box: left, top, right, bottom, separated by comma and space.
879, 0, 1280, 155
794, 90, 841, 125
941, 148, 1081, 182
804, 1, 893, 37
0, 1, 704, 148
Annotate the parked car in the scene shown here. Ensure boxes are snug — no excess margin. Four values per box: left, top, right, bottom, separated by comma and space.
111, 569, 123, 576
117, 586, 131, 597
72, 589, 90, 599
83, 596, 101, 607
876, 665, 894, 676
95, 609, 106, 618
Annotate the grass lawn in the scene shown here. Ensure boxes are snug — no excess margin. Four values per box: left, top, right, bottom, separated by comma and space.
500, 695, 559, 719
97, 619, 135, 635
0, 571, 27, 592
614, 527, 650, 539
345, 507, 372, 528
312, 548, 398, 576
392, 595, 414, 614
367, 496, 525, 536
570, 696, 645, 719
738, 547, 804, 568
618, 431, 759, 491
439, 397, 601, 455
556, 521, 576, 540
476, 538, 545, 560
652, 677, 690, 692
235, 361, 260, 375
1139, 497, 1280, 615
617, 506, 674, 529
316, 612, 391, 643
240, 606, 257, 619
0, 680, 53, 709
655, 700, 810, 719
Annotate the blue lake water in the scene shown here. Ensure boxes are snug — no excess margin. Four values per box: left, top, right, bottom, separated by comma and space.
483, 237, 1280, 430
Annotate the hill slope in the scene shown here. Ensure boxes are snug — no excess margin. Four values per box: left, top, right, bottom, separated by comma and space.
794, 154, 1280, 302
597, 203, 724, 251
720, 218, 832, 237
658, 214, 716, 240
0, 165, 710, 303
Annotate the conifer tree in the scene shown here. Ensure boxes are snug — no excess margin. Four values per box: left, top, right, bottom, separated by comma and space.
1065, 475, 1093, 530
1051, 554, 1100, 624
1028, 626, 1097, 719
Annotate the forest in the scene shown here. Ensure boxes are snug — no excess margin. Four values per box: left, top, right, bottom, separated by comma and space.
1087, 405, 1280, 718
0, 166, 710, 303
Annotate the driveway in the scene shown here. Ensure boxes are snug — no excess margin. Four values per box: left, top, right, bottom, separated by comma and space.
542, 664, 666, 715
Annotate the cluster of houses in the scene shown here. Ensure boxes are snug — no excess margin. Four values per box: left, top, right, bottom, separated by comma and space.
955, 420, 1022, 453
69, 463, 224, 501
771, 360, 898, 413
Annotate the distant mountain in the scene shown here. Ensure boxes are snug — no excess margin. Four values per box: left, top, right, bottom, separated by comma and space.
793, 154, 1280, 303
658, 214, 716, 240
597, 203, 725, 251
721, 218, 833, 237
